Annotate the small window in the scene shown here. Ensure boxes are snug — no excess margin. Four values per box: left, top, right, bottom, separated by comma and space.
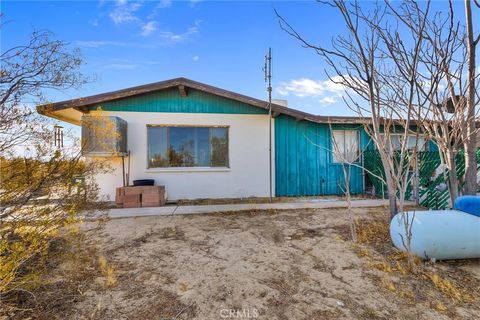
332, 130, 360, 163
147, 126, 229, 168
382, 134, 428, 151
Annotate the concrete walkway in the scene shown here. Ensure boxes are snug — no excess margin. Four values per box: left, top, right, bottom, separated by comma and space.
100, 198, 414, 219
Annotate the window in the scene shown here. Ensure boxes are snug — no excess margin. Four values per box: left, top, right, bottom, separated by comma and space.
147, 126, 229, 168
382, 134, 428, 151
332, 130, 360, 163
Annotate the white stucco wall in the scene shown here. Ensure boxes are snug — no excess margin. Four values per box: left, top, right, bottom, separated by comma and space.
89, 111, 275, 201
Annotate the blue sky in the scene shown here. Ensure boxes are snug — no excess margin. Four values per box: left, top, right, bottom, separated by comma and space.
1, 0, 468, 116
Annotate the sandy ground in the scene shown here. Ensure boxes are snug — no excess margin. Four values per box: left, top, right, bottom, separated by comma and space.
71, 207, 480, 320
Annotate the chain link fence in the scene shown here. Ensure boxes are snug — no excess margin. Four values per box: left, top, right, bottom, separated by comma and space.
363, 150, 480, 209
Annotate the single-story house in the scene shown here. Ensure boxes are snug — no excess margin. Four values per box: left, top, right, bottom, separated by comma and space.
37, 77, 417, 202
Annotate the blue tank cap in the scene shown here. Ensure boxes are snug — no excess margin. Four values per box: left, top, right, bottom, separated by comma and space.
453, 195, 480, 217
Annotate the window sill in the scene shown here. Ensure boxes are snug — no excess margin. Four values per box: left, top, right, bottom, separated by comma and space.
146, 167, 231, 173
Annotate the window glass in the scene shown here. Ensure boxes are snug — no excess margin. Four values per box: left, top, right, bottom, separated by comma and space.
344, 131, 359, 162
169, 127, 196, 167
147, 127, 168, 168
332, 131, 346, 163
383, 134, 427, 151
332, 130, 359, 163
211, 127, 229, 167
147, 126, 229, 168
196, 128, 211, 167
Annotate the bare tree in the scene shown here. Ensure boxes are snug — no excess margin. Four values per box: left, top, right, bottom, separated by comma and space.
387, 0, 480, 203
306, 125, 387, 243
276, 1, 430, 219
330, 126, 359, 242
463, 0, 480, 195
0, 30, 88, 156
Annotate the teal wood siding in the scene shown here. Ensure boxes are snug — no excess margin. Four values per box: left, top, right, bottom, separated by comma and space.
275, 115, 370, 196
89, 88, 268, 114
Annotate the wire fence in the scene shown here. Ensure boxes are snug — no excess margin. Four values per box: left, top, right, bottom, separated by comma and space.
363, 149, 480, 210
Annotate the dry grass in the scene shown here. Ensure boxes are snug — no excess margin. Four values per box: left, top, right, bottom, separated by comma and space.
0, 229, 103, 320
349, 216, 480, 315
176, 195, 372, 206
0, 221, 198, 320
3, 206, 479, 319
97, 255, 117, 288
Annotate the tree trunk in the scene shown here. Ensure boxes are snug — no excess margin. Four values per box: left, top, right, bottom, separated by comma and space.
446, 148, 460, 203
378, 148, 398, 219
388, 193, 398, 219
463, 0, 478, 195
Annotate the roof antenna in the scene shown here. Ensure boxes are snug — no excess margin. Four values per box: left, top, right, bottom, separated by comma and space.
263, 48, 273, 202
53, 125, 64, 148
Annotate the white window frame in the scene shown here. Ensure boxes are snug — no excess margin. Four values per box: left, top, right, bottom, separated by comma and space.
331, 130, 360, 163
146, 124, 230, 170
380, 133, 428, 151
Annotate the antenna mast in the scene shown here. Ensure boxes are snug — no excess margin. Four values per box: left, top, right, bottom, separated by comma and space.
264, 48, 273, 202
53, 125, 64, 148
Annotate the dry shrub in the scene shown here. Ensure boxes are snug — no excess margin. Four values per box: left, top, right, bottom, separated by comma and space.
0, 228, 104, 319
98, 255, 117, 288
0, 154, 111, 295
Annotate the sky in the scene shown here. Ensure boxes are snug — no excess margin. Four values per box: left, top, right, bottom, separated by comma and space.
1, 0, 470, 117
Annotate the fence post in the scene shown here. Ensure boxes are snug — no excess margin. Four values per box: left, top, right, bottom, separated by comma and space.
414, 152, 420, 205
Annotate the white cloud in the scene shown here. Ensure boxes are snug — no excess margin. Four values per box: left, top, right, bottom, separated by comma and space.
276, 76, 350, 107
277, 78, 325, 97
105, 63, 139, 70
277, 77, 346, 98
318, 96, 337, 106
147, 0, 172, 19
159, 25, 199, 42
322, 76, 347, 94
74, 40, 130, 48
109, 1, 142, 25
91, 19, 99, 27
142, 21, 158, 36
192, 55, 199, 61
105, 0, 201, 41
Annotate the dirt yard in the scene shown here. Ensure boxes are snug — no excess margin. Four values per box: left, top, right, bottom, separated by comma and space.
14, 206, 480, 320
